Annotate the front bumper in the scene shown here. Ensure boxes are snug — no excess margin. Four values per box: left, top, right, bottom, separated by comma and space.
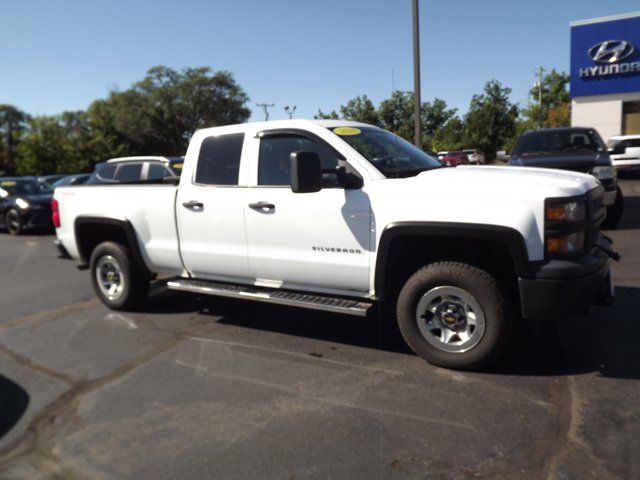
518, 236, 614, 321
22, 207, 53, 229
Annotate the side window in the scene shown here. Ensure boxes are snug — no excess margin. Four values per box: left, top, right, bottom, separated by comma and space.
147, 162, 173, 180
115, 163, 143, 182
96, 164, 116, 181
195, 133, 245, 185
258, 135, 339, 186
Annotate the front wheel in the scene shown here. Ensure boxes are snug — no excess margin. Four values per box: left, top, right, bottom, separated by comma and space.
396, 262, 512, 370
5, 209, 23, 235
89, 241, 149, 310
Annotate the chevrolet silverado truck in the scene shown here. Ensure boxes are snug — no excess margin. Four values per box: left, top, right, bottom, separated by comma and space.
53, 120, 617, 369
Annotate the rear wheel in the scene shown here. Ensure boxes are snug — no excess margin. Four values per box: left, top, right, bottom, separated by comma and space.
396, 262, 512, 370
5, 209, 22, 236
90, 241, 149, 310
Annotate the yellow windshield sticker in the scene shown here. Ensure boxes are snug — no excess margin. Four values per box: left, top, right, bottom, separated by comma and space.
173, 163, 183, 170
0, 181, 16, 186
333, 127, 361, 136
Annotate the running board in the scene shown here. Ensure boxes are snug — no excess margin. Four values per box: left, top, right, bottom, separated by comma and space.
166, 278, 373, 316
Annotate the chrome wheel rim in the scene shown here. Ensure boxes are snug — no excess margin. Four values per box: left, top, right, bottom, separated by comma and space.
95, 255, 125, 301
415, 286, 485, 353
6, 211, 20, 234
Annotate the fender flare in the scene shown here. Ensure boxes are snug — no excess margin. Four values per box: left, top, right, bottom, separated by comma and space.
374, 221, 532, 298
74, 216, 148, 270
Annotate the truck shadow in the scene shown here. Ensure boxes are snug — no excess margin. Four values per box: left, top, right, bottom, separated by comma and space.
177, 286, 640, 380
613, 193, 640, 230
0, 375, 29, 440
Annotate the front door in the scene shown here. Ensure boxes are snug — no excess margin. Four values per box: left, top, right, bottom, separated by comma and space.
244, 131, 371, 294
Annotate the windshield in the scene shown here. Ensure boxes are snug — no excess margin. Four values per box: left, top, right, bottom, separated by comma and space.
329, 126, 441, 178
0, 179, 52, 196
512, 129, 605, 156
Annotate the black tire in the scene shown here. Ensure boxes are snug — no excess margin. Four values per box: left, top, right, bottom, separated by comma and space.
603, 188, 624, 229
396, 261, 512, 370
89, 241, 149, 310
5, 209, 23, 236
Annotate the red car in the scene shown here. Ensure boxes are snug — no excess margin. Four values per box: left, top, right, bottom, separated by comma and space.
441, 151, 470, 167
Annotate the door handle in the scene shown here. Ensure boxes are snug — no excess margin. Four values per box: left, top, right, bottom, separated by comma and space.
249, 201, 275, 212
182, 200, 204, 209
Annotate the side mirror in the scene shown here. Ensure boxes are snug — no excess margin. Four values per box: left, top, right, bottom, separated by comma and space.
289, 151, 322, 193
608, 144, 625, 155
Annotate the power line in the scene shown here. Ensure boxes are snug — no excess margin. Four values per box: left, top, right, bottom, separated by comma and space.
256, 103, 275, 121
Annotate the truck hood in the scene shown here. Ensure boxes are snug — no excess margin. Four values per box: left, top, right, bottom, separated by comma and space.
370, 165, 600, 262
411, 165, 599, 199
510, 151, 611, 171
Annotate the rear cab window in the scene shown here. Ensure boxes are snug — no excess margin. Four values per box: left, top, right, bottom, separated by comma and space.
195, 133, 245, 185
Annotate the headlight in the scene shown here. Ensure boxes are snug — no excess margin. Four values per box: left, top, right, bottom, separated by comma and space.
546, 232, 586, 254
546, 201, 586, 222
15, 198, 30, 209
592, 166, 616, 180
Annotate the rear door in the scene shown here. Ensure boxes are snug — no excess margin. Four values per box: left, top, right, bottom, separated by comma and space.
176, 130, 251, 281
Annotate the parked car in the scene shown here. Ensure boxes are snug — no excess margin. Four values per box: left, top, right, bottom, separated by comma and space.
437, 151, 448, 161
52, 173, 91, 188
53, 119, 616, 370
607, 135, 640, 174
463, 149, 486, 165
37, 174, 68, 186
509, 127, 623, 228
0, 177, 53, 235
441, 151, 470, 167
86, 156, 184, 184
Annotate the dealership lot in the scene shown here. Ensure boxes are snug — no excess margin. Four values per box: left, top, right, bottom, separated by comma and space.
0, 179, 638, 479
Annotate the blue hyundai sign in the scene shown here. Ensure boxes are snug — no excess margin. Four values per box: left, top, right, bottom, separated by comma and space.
570, 13, 640, 97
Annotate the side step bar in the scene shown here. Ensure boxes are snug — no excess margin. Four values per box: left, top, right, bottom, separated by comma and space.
166, 278, 373, 317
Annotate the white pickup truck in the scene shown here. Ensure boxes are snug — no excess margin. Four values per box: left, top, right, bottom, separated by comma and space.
53, 120, 617, 369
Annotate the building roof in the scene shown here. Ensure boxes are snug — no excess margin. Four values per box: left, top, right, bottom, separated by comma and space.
570, 11, 640, 27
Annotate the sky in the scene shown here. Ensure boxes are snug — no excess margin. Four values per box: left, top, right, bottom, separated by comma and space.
2, 0, 639, 122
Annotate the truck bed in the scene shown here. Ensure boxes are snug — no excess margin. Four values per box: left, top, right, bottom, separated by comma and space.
55, 184, 182, 274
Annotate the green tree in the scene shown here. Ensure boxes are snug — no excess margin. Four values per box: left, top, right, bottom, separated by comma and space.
92, 66, 251, 157
464, 80, 518, 158
314, 109, 339, 119
339, 95, 380, 125
378, 91, 415, 141
15, 112, 95, 175
0, 105, 30, 175
378, 91, 456, 145
431, 116, 466, 152
522, 68, 570, 128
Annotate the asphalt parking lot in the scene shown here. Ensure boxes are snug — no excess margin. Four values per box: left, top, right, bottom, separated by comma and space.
0, 179, 639, 480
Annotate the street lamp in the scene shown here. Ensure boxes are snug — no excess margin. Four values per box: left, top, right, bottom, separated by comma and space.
284, 105, 297, 119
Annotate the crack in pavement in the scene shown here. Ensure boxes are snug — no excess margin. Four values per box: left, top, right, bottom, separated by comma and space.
0, 299, 98, 334
0, 321, 220, 477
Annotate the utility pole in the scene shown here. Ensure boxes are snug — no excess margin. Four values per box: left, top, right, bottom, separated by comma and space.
284, 105, 297, 119
412, 0, 421, 148
256, 103, 275, 121
537, 66, 544, 129
391, 69, 395, 92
